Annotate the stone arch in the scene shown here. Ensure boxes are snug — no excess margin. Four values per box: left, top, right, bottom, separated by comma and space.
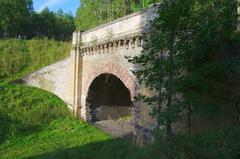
83, 63, 139, 101
82, 63, 140, 122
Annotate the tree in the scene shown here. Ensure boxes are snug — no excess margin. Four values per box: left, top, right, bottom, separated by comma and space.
27, 8, 75, 41
0, 0, 33, 38
0, 1, 75, 41
55, 10, 75, 41
128, 0, 239, 135
75, 0, 160, 31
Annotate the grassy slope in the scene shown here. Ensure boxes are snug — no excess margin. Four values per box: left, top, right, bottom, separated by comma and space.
0, 118, 111, 159
0, 39, 145, 159
0, 84, 148, 159
0, 39, 106, 158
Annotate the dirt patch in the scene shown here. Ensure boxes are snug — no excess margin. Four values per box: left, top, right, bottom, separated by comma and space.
94, 120, 134, 138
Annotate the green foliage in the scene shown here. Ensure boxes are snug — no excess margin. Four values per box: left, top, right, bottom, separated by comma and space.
0, 82, 70, 144
76, 0, 160, 31
0, 0, 33, 37
76, 0, 128, 31
131, 0, 160, 12
0, 39, 71, 82
129, 0, 240, 134
152, 127, 240, 159
0, 0, 75, 40
29, 8, 75, 41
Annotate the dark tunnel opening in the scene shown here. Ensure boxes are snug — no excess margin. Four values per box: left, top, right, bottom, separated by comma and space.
86, 73, 133, 122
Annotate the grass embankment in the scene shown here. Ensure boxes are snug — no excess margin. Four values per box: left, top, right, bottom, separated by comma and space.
0, 39, 71, 82
0, 83, 140, 159
0, 39, 143, 159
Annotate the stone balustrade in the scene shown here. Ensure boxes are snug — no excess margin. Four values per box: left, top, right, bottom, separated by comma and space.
79, 36, 143, 56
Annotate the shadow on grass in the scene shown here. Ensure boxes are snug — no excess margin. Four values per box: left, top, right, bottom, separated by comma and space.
0, 112, 11, 144
0, 82, 69, 145
0, 111, 42, 144
24, 138, 154, 159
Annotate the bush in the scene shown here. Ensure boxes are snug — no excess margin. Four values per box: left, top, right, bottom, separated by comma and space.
151, 128, 240, 159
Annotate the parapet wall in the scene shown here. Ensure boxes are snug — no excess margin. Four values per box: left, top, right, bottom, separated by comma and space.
72, 5, 158, 48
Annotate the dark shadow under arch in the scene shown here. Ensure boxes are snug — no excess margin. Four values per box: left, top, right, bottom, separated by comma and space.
86, 73, 133, 122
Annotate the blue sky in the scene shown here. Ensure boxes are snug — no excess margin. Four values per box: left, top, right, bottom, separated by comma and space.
33, 0, 80, 16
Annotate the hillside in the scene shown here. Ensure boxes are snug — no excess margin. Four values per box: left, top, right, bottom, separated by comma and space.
0, 82, 146, 159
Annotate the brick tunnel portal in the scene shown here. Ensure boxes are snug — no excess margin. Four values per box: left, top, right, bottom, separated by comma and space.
86, 73, 133, 122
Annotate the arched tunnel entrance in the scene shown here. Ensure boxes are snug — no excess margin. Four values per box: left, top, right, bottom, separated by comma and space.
86, 73, 133, 122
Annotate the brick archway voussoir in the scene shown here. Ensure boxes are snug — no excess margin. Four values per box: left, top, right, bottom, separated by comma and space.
83, 63, 139, 101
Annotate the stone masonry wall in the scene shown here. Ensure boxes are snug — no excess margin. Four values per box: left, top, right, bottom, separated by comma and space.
22, 57, 73, 110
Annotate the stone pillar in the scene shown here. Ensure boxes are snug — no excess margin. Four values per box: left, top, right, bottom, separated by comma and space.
70, 30, 83, 117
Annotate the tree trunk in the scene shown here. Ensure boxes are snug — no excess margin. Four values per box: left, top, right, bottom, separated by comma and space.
157, 51, 163, 130
166, 33, 175, 136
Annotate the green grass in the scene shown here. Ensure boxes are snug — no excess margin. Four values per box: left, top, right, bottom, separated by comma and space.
0, 118, 111, 159
0, 82, 70, 142
0, 82, 152, 159
0, 39, 146, 159
0, 84, 147, 159
0, 116, 157, 159
0, 38, 71, 82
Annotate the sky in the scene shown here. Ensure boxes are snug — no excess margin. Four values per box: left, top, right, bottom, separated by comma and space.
33, 0, 80, 16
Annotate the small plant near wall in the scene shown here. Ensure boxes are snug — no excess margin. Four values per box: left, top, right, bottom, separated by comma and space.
91, 36, 98, 47
105, 29, 113, 42
116, 115, 133, 137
